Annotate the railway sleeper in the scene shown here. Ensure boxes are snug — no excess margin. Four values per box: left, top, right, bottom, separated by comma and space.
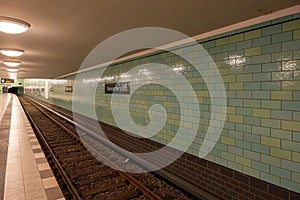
57, 151, 89, 159
45, 136, 74, 142
109, 190, 142, 200
43, 133, 73, 139
47, 140, 78, 147
41, 127, 64, 132
63, 162, 101, 173
73, 169, 116, 182
80, 180, 127, 196
52, 143, 84, 150
38, 126, 63, 131
53, 150, 83, 157
53, 146, 86, 154
69, 165, 105, 177
75, 173, 119, 186
63, 158, 99, 168
63, 155, 95, 163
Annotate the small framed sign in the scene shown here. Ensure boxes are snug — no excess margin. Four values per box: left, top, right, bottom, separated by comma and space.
105, 82, 130, 94
65, 86, 73, 92
1, 78, 14, 83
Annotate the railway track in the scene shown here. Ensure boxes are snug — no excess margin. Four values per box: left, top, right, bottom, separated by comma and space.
19, 96, 194, 200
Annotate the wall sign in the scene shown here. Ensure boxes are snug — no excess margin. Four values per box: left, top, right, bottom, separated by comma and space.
1, 78, 14, 83
65, 86, 73, 92
105, 82, 130, 94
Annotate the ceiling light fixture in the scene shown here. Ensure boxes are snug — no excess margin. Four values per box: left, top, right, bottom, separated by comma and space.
8, 71, 18, 77
3, 60, 21, 67
6, 68, 19, 72
8, 76, 17, 80
0, 48, 24, 57
0, 16, 30, 34
8, 72, 17, 77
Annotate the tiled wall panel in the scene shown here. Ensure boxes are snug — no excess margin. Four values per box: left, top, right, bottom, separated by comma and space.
25, 14, 300, 195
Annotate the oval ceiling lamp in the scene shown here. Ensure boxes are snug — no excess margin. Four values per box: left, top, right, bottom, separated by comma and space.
8, 72, 18, 75
8, 71, 18, 78
0, 48, 24, 57
8, 75, 17, 79
6, 68, 19, 72
0, 16, 30, 34
3, 60, 21, 67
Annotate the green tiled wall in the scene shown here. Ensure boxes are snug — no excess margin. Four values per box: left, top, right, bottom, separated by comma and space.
0, 79, 24, 94
24, 79, 46, 99
25, 14, 300, 193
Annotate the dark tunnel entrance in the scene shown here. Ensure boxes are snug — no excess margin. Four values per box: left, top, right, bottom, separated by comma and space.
8, 87, 24, 95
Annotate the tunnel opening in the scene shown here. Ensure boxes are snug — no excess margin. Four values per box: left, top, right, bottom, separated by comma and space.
8, 87, 24, 95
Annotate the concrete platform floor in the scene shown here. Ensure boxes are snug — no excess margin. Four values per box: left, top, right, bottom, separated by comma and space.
0, 93, 64, 200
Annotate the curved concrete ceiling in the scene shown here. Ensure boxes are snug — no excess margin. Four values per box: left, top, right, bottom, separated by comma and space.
0, 0, 299, 79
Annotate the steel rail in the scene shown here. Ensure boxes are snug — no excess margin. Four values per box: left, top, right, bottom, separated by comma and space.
23, 96, 157, 170
20, 98, 82, 200
24, 96, 212, 200
22, 96, 162, 200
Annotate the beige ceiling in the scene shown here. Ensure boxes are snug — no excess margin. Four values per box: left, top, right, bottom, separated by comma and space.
0, 0, 299, 79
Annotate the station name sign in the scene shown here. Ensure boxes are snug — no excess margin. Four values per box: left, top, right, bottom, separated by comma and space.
105, 82, 130, 94
1, 78, 14, 83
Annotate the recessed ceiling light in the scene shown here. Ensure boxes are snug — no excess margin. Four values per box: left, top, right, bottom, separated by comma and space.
0, 49, 24, 57
3, 60, 21, 67
0, 16, 30, 34
8, 76, 17, 79
6, 68, 19, 72
8, 72, 17, 78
